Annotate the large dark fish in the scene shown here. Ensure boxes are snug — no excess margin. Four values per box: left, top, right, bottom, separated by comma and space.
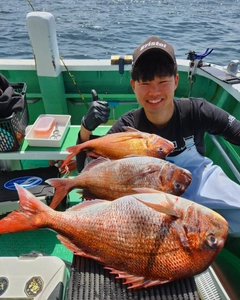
60, 127, 174, 171
47, 156, 192, 209
0, 185, 228, 289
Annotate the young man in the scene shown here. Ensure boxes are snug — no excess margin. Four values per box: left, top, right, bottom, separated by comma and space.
77, 36, 240, 237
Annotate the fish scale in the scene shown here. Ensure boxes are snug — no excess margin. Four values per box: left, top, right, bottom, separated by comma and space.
57, 200, 185, 277
47, 156, 192, 209
60, 126, 175, 171
55, 195, 225, 280
0, 185, 228, 289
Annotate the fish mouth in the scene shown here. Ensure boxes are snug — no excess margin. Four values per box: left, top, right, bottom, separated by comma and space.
161, 146, 174, 156
158, 147, 166, 156
218, 237, 227, 248
172, 173, 192, 195
157, 142, 174, 156
183, 170, 192, 185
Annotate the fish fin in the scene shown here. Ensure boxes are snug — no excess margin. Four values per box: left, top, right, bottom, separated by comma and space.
132, 187, 162, 194
104, 266, 169, 289
133, 193, 180, 217
122, 126, 140, 133
172, 222, 191, 249
75, 186, 105, 202
75, 188, 98, 201
67, 199, 107, 212
57, 234, 103, 261
61, 144, 85, 169
133, 188, 181, 217
0, 184, 49, 234
110, 162, 165, 186
106, 129, 146, 144
46, 178, 73, 209
139, 279, 170, 288
121, 154, 147, 158
120, 165, 162, 185
81, 188, 99, 200
75, 189, 97, 200
82, 157, 110, 172
86, 151, 101, 158
125, 277, 170, 289
57, 235, 83, 254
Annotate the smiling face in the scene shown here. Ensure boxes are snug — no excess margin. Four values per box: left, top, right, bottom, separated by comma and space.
130, 75, 178, 126
130, 49, 179, 127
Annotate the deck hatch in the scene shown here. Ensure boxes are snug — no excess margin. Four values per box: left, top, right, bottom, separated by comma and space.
67, 255, 200, 300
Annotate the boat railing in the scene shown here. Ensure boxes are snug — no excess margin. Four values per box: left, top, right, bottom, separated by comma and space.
208, 134, 240, 184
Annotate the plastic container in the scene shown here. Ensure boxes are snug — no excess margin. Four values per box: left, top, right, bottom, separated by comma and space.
0, 82, 28, 152
33, 116, 55, 138
0, 255, 68, 299
25, 114, 71, 147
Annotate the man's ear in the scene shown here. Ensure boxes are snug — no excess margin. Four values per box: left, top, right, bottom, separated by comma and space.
174, 74, 179, 90
130, 79, 136, 93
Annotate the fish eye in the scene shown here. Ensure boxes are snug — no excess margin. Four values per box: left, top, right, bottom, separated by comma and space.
207, 234, 218, 247
174, 182, 182, 190
158, 147, 163, 153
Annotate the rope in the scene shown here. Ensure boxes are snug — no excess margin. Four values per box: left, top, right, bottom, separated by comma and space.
60, 56, 89, 109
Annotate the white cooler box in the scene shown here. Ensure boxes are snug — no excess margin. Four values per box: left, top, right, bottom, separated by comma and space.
0, 255, 69, 299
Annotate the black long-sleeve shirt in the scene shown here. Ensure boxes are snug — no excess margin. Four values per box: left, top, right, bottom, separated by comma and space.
76, 97, 240, 171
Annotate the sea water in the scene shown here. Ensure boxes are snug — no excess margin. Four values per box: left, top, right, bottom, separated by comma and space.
0, 0, 239, 65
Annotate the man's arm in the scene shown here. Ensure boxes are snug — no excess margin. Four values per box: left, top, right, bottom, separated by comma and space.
75, 90, 110, 172
198, 99, 240, 145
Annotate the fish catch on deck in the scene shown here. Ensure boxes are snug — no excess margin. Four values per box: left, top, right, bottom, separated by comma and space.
47, 156, 192, 209
60, 127, 174, 171
0, 185, 228, 289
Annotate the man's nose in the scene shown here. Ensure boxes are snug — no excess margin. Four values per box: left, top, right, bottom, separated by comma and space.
148, 84, 161, 95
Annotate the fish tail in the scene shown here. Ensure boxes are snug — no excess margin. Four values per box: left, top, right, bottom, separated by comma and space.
0, 184, 49, 234
61, 144, 84, 170
46, 177, 73, 209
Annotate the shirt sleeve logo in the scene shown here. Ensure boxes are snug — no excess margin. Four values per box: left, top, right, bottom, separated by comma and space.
228, 115, 235, 126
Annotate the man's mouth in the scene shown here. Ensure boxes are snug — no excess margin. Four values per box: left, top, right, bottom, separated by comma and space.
148, 99, 162, 104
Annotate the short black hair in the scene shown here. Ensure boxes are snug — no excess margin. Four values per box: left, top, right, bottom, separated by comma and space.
131, 49, 177, 81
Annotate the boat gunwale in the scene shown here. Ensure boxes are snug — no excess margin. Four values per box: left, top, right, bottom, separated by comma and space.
0, 58, 240, 102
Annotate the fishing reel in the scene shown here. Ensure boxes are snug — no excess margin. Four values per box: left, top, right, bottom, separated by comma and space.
186, 49, 213, 97
186, 48, 214, 62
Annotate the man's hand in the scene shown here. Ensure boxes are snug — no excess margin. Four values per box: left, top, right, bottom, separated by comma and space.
81, 89, 110, 132
81, 100, 110, 131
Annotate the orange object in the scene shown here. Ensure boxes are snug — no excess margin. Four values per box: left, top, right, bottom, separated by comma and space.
47, 156, 192, 209
0, 185, 228, 289
33, 116, 55, 138
61, 126, 174, 170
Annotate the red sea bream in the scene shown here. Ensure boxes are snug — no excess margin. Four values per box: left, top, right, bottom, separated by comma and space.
47, 155, 192, 209
0, 185, 228, 289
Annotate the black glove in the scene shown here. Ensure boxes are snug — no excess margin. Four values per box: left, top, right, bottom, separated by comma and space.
81, 92, 110, 131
